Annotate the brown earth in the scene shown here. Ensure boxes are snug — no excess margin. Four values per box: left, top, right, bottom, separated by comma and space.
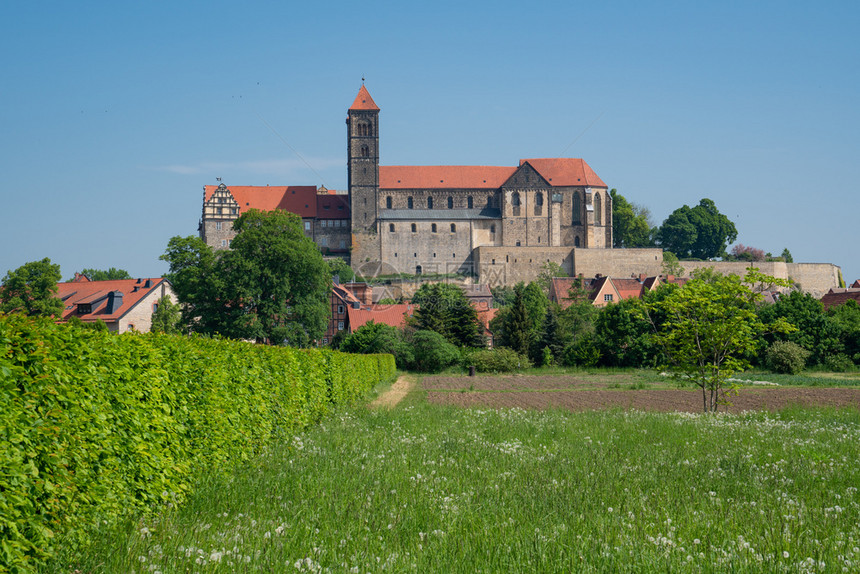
370, 376, 414, 409
423, 375, 860, 413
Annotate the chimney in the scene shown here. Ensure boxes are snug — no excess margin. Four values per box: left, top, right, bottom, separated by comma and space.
667, 275, 675, 282
639, 273, 646, 282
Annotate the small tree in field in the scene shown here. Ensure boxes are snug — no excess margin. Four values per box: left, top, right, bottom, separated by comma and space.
647, 269, 793, 412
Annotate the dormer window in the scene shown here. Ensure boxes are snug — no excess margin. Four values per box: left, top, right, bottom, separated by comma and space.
77, 303, 92, 314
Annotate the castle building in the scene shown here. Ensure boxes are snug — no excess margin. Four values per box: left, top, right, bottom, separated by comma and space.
199, 85, 616, 284
346, 85, 613, 278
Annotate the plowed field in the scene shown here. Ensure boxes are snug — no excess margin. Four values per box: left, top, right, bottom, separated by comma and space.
423, 375, 860, 412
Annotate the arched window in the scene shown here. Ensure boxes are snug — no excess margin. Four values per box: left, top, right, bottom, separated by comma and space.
512, 192, 521, 206
366, 123, 373, 136
574, 236, 580, 247
467, 196, 473, 209
386, 196, 392, 209
490, 224, 496, 234
411, 223, 417, 233
487, 196, 493, 208
432, 223, 437, 233
389, 223, 395, 232
450, 223, 456, 232
407, 196, 413, 209
594, 193, 602, 226
572, 192, 582, 224
360, 145, 369, 157
428, 196, 433, 209
535, 192, 544, 215
447, 196, 454, 209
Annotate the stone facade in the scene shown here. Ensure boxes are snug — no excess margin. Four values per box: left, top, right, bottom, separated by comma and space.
347, 86, 613, 281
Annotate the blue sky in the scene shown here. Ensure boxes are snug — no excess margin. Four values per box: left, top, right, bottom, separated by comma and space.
2, 0, 858, 284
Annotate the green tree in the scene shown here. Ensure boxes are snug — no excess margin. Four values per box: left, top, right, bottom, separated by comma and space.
595, 297, 658, 367
780, 248, 794, 263
328, 258, 355, 283
758, 290, 842, 365
411, 283, 484, 347
656, 198, 738, 259
161, 209, 330, 346
647, 271, 791, 412
72, 267, 132, 281
536, 261, 567, 295
0, 258, 64, 317
410, 330, 461, 372
493, 283, 533, 356
610, 189, 653, 247
150, 296, 181, 334
661, 252, 685, 277
340, 321, 414, 368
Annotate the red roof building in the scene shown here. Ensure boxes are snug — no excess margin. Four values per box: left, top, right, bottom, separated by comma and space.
55, 277, 176, 333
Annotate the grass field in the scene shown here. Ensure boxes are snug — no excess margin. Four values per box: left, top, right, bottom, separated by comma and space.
55, 373, 860, 573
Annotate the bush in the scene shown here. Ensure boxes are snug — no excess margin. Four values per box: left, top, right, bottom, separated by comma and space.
561, 336, 602, 367
824, 353, 855, 373
411, 330, 460, 372
339, 321, 413, 369
465, 347, 532, 373
0, 314, 395, 571
766, 341, 810, 374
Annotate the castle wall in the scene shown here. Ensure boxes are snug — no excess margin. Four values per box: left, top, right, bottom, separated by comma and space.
475, 246, 575, 287
573, 248, 664, 278
678, 261, 841, 297
380, 220, 474, 275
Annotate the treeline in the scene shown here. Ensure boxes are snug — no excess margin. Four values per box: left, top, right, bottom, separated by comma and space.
0, 314, 395, 571
337, 269, 859, 376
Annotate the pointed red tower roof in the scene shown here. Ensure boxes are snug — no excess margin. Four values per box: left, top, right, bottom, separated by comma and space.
350, 85, 379, 111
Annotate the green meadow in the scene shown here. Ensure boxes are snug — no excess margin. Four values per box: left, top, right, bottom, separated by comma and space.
54, 381, 860, 574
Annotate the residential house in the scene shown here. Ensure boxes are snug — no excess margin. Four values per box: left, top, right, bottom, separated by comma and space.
56, 275, 176, 333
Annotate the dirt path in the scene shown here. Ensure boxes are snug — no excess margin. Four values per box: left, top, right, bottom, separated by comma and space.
370, 376, 413, 409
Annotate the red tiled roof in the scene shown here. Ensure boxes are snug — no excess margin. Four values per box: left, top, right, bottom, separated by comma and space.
349, 85, 379, 111
56, 278, 167, 323
316, 194, 350, 218
347, 304, 416, 331
612, 278, 645, 301
549, 276, 618, 308
380, 166, 517, 189
852, 280, 860, 289
520, 158, 607, 188
204, 185, 319, 218
820, 291, 860, 310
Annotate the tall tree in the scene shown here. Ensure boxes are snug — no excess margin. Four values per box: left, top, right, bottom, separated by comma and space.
610, 189, 653, 247
411, 283, 484, 348
161, 209, 330, 346
648, 270, 792, 412
0, 258, 64, 317
656, 198, 737, 259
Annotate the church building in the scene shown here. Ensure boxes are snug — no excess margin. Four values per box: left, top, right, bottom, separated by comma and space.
200, 85, 615, 284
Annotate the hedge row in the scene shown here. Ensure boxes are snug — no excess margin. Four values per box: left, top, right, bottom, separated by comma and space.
0, 314, 395, 572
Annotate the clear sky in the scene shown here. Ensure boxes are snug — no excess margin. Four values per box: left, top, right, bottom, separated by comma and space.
2, 0, 858, 284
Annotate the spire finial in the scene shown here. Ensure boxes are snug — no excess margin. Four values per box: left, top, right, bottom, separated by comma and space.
361, 76, 365, 84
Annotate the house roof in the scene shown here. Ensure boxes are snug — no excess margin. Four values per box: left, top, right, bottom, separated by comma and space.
380, 166, 516, 190
820, 290, 860, 310
204, 185, 320, 218
520, 158, 607, 188
56, 278, 168, 323
347, 303, 416, 331
851, 280, 860, 289
549, 276, 619, 308
378, 158, 606, 190
316, 194, 350, 218
612, 278, 646, 301
349, 85, 379, 111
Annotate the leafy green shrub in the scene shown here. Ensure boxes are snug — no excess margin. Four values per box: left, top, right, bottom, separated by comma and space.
824, 353, 855, 373
561, 336, 602, 367
411, 330, 460, 372
766, 340, 810, 374
0, 314, 395, 571
464, 347, 532, 373
339, 321, 413, 369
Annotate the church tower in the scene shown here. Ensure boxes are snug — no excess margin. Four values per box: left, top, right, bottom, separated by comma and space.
347, 85, 381, 269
